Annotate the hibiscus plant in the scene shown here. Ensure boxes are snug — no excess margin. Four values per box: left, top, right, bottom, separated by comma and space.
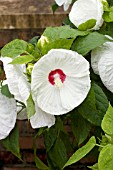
0, 0, 113, 169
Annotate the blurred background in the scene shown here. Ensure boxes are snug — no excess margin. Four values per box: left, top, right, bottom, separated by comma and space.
0, 0, 67, 48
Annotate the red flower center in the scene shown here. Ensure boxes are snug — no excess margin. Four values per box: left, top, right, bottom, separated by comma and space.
48, 69, 66, 86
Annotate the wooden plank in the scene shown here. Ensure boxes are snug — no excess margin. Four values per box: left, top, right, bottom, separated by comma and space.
0, 0, 67, 29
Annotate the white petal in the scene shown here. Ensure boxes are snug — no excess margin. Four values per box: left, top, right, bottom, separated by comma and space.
36, 81, 67, 115
30, 104, 55, 128
0, 93, 17, 139
55, 0, 72, 10
18, 76, 30, 105
95, 0, 104, 30
59, 50, 90, 77
55, 0, 66, 6
31, 49, 91, 115
60, 75, 90, 110
91, 46, 106, 75
69, 0, 103, 30
98, 46, 113, 93
2, 57, 30, 104
91, 38, 113, 75
2, 57, 23, 101
64, 0, 72, 11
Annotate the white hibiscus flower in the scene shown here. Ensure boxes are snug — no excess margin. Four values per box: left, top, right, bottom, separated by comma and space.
91, 39, 113, 93
98, 50, 113, 93
69, 0, 104, 30
91, 36, 113, 75
0, 92, 17, 139
1, 57, 55, 128
31, 49, 91, 116
91, 44, 109, 75
55, 0, 72, 11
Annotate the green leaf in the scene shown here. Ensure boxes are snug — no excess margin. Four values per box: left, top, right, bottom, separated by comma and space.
48, 137, 68, 169
78, 84, 106, 126
107, 0, 113, 5
26, 93, 35, 119
98, 144, 113, 170
78, 19, 96, 31
35, 155, 50, 170
101, 104, 113, 136
26, 43, 41, 60
59, 131, 72, 153
71, 111, 91, 145
44, 127, 57, 152
63, 136, 96, 169
103, 8, 113, 22
99, 22, 113, 38
101, 0, 110, 11
92, 83, 109, 115
88, 163, 99, 170
1, 124, 21, 160
10, 55, 34, 64
26, 43, 35, 53
44, 123, 68, 169
31, 49, 41, 60
1, 39, 28, 58
46, 156, 56, 170
29, 36, 39, 46
55, 117, 64, 133
51, 3, 59, 13
99, 134, 113, 149
34, 135, 50, 170
1, 84, 14, 98
40, 26, 88, 41
37, 26, 89, 55
72, 32, 111, 56
39, 39, 74, 55
104, 11, 113, 22
34, 141, 49, 170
